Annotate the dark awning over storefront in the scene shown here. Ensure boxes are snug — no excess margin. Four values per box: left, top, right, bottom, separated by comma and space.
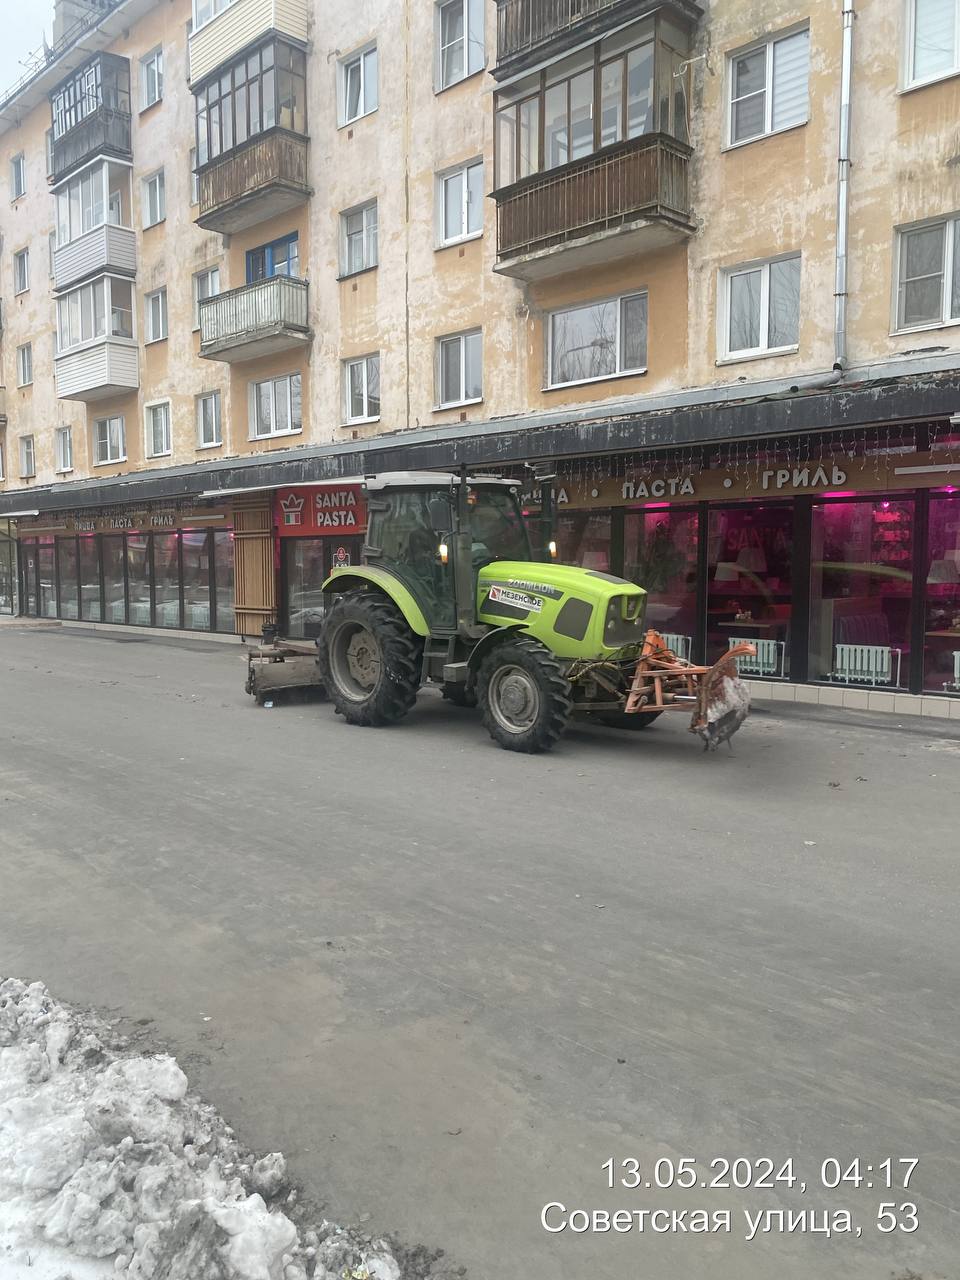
2, 368, 959, 518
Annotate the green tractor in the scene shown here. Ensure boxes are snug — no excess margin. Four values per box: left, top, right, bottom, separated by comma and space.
316, 471, 754, 753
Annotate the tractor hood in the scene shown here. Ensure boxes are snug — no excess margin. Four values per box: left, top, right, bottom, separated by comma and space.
476, 561, 648, 659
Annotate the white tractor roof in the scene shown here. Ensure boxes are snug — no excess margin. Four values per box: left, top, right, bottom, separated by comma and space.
363, 471, 518, 490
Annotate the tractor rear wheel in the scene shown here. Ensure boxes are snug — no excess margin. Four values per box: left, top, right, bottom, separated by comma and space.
478, 637, 572, 753
319, 592, 422, 726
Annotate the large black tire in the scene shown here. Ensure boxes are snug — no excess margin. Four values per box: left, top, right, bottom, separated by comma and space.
595, 711, 663, 730
318, 592, 422, 726
478, 637, 572, 753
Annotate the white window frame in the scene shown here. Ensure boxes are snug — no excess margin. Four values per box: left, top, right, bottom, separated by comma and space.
437, 158, 483, 247
16, 343, 33, 388
339, 200, 379, 276
144, 398, 173, 459
54, 158, 130, 248
192, 266, 221, 329
56, 275, 135, 352
718, 253, 802, 361
343, 354, 381, 424
145, 287, 168, 343
94, 414, 126, 466
436, 329, 483, 408
339, 44, 379, 126
189, 147, 199, 206
142, 169, 165, 228
196, 390, 222, 448
893, 213, 960, 332
726, 26, 810, 148
10, 152, 25, 200
0, 441, 4, 481
248, 372, 303, 439
547, 292, 649, 389
904, 0, 960, 90
435, 0, 485, 92
55, 426, 74, 474
13, 248, 29, 294
140, 47, 164, 110
192, 0, 237, 33
19, 436, 35, 479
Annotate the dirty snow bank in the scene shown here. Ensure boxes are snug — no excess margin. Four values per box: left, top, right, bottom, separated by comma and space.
0, 978, 404, 1280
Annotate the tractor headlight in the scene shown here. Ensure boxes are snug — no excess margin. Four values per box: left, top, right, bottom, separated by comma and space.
604, 595, 647, 646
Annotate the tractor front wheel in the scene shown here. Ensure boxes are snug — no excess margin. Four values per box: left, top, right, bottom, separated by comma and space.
478, 638, 572, 753
319, 592, 422, 726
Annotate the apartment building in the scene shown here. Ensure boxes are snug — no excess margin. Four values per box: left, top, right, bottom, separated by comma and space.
1, 0, 959, 705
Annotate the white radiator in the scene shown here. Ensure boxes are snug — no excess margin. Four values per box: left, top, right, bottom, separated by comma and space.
661, 632, 692, 661
728, 637, 785, 678
831, 644, 901, 686
949, 651, 960, 692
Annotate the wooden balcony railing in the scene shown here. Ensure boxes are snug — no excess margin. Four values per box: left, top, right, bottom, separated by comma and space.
494, 133, 692, 262
199, 275, 309, 354
497, 0, 629, 67
50, 107, 132, 184
197, 130, 309, 229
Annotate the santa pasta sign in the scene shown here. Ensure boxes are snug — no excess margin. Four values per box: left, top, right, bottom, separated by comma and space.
275, 486, 367, 537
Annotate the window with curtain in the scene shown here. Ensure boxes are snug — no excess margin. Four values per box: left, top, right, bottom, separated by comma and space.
908, 0, 959, 85
437, 0, 484, 90
896, 216, 960, 329
728, 28, 809, 144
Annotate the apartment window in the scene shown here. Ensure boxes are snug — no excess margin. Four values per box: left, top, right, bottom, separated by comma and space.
340, 202, 378, 275
438, 159, 483, 245
721, 255, 801, 357
193, 267, 221, 328
196, 390, 222, 447
247, 233, 299, 282
16, 343, 32, 387
19, 436, 35, 479
145, 288, 168, 343
45, 129, 54, 176
141, 47, 163, 109
437, 330, 482, 407
55, 161, 124, 246
57, 277, 134, 350
195, 40, 306, 166
907, 0, 960, 86
437, 0, 484, 90
94, 415, 126, 465
143, 170, 165, 227
13, 248, 29, 294
728, 28, 810, 145
896, 216, 960, 329
189, 148, 199, 205
250, 372, 302, 438
10, 152, 25, 199
340, 45, 378, 125
56, 427, 73, 474
548, 293, 648, 387
343, 354, 380, 422
194, 0, 236, 30
145, 401, 172, 457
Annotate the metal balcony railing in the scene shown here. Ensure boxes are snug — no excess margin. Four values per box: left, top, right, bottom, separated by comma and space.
199, 275, 309, 353
497, 0, 627, 65
51, 107, 132, 185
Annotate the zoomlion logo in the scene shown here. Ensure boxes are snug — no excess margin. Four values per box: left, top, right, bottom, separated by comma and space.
280, 493, 305, 526
488, 585, 543, 613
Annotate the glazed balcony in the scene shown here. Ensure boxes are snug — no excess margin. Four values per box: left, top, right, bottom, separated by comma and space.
494, 133, 693, 280
49, 54, 132, 184
495, 0, 701, 78
188, 0, 309, 86
199, 274, 311, 362
196, 131, 310, 234
54, 339, 139, 402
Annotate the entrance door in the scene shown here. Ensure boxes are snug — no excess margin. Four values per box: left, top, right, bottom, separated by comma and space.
283, 536, 364, 639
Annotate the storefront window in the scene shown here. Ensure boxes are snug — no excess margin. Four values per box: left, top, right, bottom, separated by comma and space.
103, 536, 126, 622
707, 506, 793, 678
183, 531, 212, 631
923, 493, 960, 693
809, 498, 913, 688
58, 538, 79, 619
79, 536, 101, 621
557, 511, 611, 571
154, 533, 181, 628
22, 541, 38, 615
213, 530, 235, 632
38, 540, 57, 619
127, 535, 152, 625
0, 523, 15, 614
624, 508, 698, 659
285, 539, 328, 639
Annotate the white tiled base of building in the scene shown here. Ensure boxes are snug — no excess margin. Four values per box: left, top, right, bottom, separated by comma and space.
743, 681, 960, 719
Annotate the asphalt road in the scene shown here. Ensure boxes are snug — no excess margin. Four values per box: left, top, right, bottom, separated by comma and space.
1, 624, 958, 1279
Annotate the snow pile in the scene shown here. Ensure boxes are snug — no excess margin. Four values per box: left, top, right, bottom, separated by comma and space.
0, 979, 403, 1280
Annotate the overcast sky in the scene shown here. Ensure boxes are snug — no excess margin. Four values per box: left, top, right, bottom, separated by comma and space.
0, 2, 56, 100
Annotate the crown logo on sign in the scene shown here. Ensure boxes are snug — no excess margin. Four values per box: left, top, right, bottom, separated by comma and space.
280, 493, 305, 525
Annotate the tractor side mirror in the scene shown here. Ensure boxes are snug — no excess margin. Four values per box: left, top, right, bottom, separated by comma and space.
428, 496, 453, 534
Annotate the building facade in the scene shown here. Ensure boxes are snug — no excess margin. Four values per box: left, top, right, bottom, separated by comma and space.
1, 0, 959, 704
